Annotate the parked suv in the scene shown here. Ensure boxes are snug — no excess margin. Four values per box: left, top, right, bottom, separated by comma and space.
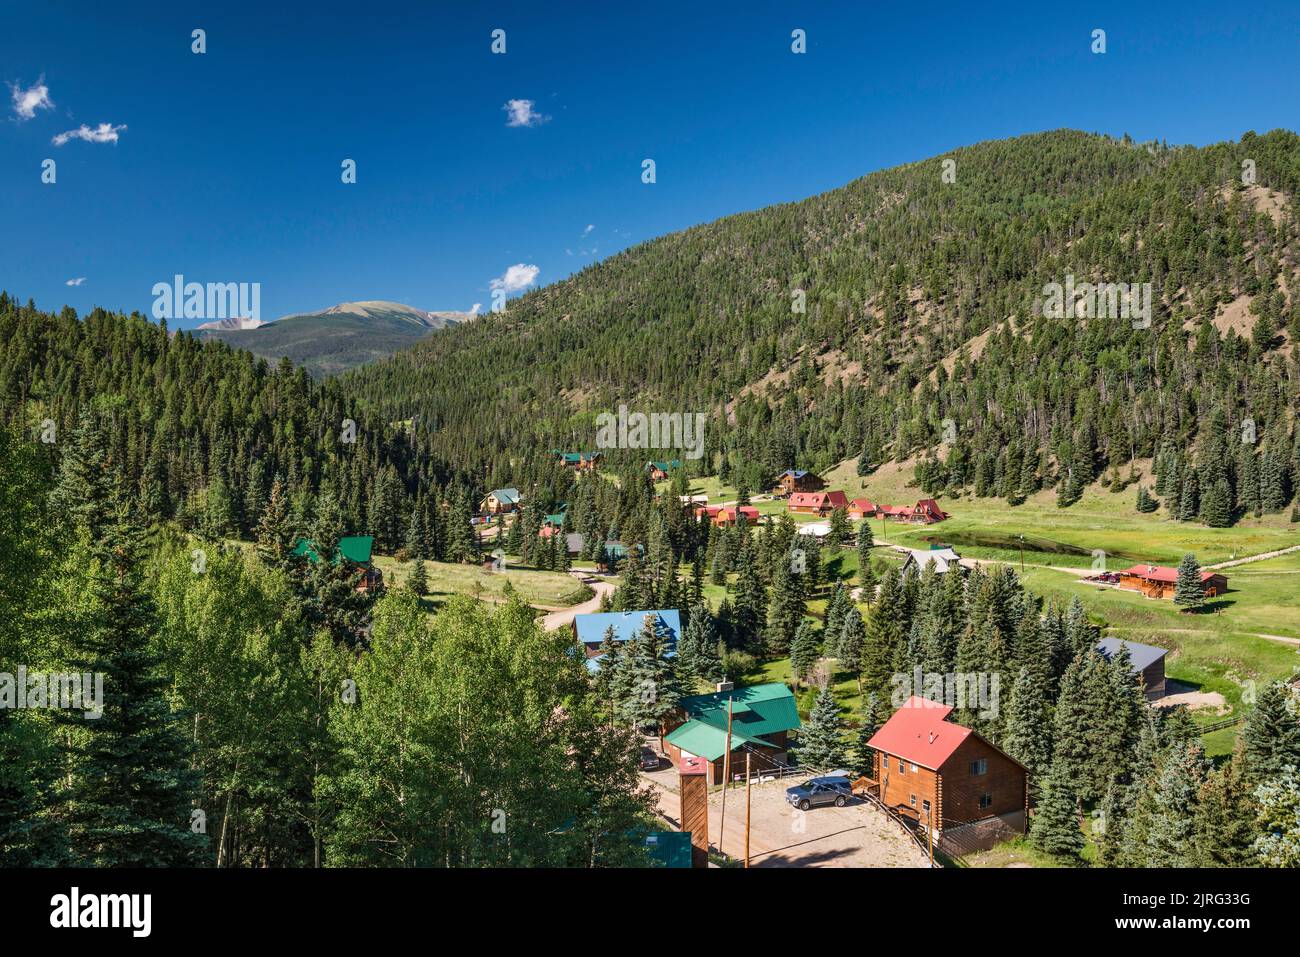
639, 747, 661, 771
785, 774, 853, 810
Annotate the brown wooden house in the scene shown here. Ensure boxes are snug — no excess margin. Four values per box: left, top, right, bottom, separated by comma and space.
862, 696, 1027, 855
787, 490, 849, 515
773, 470, 825, 496
1117, 564, 1227, 600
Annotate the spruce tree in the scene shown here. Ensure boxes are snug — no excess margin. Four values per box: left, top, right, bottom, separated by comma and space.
1142, 742, 1209, 867
1002, 665, 1053, 796
1191, 748, 1257, 867
1241, 682, 1300, 784
61, 498, 206, 866
799, 687, 846, 770
1172, 553, 1204, 611
789, 620, 821, 688
1029, 758, 1084, 860
405, 558, 427, 597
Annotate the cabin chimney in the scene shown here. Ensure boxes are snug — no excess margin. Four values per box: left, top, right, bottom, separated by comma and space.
716, 680, 735, 693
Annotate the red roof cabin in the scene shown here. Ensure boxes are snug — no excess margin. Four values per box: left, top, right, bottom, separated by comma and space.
713, 505, 760, 528
848, 498, 878, 519
787, 490, 849, 515
906, 499, 948, 524
1117, 564, 1227, 600
863, 696, 1028, 855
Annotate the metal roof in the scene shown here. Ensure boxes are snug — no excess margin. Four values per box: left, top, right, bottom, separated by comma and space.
1097, 637, 1168, 673
573, 609, 682, 647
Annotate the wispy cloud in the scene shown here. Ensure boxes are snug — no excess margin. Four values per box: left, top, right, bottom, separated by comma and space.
581, 224, 595, 237
489, 263, 540, 293
9, 76, 53, 120
65, 277, 86, 286
502, 99, 549, 128
52, 122, 126, 146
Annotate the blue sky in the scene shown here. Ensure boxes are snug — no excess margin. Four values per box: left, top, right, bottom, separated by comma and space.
3, 0, 1298, 328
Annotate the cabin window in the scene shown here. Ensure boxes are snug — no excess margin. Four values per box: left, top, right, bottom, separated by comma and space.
881, 755, 889, 771
970, 758, 988, 776
922, 799, 932, 813
909, 794, 916, 807
898, 761, 906, 775
910, 763, 918, 772
979, 793, 993, 809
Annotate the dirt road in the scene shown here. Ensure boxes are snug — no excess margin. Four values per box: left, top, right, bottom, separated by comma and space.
642, 767, 930, 868
539, 572, 615, 631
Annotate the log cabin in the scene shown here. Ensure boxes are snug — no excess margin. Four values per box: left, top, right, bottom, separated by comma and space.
646, 459, 683, 481
1117, 564, 1227, 600
711, 505, 760, 527
848, 498, 879, 519
863, 695, 1028, 855
904, 499, 949, 524
787, 490, 849, 515
773, 469, 825, 496
551, 450, 603, 472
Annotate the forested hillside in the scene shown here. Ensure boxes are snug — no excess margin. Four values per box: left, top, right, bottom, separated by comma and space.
341, 129, 1300, 525
0, 296, 448, 543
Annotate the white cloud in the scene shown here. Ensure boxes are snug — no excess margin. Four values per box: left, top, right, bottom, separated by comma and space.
65, 277, 86, 286
9, 77, 53, 120
489, 263, 540, 293
51, 122, 126, 146
502, 98, 549, 128
469, 303, 482, 316
581, 224, 595, 237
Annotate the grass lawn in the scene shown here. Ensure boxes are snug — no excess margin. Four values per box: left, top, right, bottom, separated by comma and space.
823, 457, 1300, 571
372, 555, 592, 610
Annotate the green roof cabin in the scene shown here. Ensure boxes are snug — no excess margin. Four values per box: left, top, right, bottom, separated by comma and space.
646, 459, 684, 481
292, 535, 382, 593
663, 682, 802, 785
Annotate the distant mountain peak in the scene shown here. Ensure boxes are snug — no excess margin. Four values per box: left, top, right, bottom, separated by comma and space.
280, 300, 474, 328
195, 298, 474, 377
196, 315, 265, 331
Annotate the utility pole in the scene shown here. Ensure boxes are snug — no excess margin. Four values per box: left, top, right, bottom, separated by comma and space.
744, 751, 752, 869
926, 804, 934, 868
1018, 534, 1025, 574
718, 696, 734, 856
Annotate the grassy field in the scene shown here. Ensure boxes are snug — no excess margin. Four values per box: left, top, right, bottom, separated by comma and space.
372, 555, 592, 610
823, 457, 1300, 571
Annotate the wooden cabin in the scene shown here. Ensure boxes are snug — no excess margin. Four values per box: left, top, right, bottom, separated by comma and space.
663, 683, 801, 785
787, 490, 849, 515
552, 450, 602, 472
1097, 637, 1168, 699
1117, 564, 1227, 600
848, 498, 878, 519
480, 487, 521, 514
773, 470, 825, 497
292, 535, 383, 593
862, 696, 1027, 855
904, 499, 949, 524
646, 459, 683, 482
711, 505, 760, 527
